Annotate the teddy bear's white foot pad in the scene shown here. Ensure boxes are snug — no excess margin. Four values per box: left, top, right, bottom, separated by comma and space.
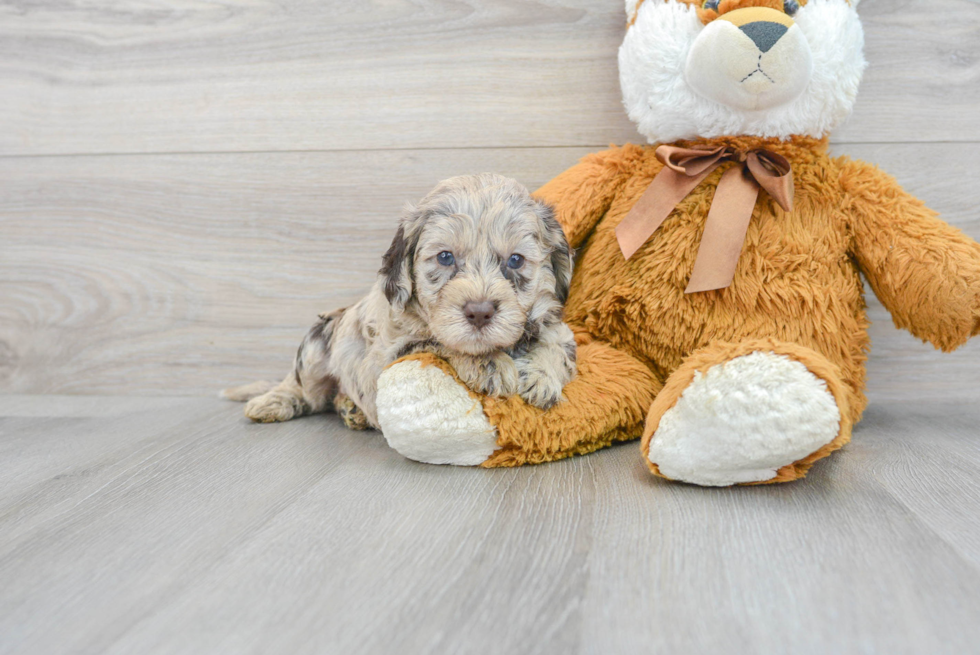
648, 351, 841, 486
376, 360, 499, 466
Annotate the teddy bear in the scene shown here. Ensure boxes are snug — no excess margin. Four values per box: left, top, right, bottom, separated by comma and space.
373, 0, 980, 486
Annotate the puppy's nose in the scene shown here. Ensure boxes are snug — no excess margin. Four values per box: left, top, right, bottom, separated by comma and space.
463, 301, 495, 329
740, 21, 788, 53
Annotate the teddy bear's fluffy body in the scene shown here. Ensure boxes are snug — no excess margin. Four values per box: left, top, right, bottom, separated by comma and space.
393, 133, 980, 480
374, 0, 980, 486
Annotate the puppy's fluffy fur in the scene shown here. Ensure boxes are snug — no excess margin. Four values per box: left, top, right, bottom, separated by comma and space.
223, 173, 577, 429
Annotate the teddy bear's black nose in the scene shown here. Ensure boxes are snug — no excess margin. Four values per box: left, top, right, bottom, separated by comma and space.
740, 21, 788, 53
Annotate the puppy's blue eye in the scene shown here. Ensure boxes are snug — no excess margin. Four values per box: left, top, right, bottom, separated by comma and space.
702, 0, 719, 10
507, 254, 525, 269
784, 0, 800, 15
437, 251, 455, 266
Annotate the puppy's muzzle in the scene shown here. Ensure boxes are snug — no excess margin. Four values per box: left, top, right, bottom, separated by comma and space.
463, 300, 496, 329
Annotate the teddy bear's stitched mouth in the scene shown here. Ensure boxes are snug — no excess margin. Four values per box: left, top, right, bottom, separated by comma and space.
740, 55, 776, 86
741, 67, 776, 85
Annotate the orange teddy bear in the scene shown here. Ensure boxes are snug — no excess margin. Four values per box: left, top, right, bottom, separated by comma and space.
375, 0, 980, 486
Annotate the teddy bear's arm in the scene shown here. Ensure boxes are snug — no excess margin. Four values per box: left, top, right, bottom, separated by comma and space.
843, 159, 980, 352
376, 339, 663, 468
533, 148, 633, 248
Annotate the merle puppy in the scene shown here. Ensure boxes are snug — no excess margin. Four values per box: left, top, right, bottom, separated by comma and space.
223, 173, 577, 430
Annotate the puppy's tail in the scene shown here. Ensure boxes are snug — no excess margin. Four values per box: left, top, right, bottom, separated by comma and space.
219, 380, 277, 402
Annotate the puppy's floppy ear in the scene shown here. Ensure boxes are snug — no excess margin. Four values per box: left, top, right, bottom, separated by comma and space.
379, 206, 422, 311
534, 199, 574, 303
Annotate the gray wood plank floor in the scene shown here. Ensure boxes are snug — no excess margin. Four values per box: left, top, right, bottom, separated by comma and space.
1, 395, 979, 655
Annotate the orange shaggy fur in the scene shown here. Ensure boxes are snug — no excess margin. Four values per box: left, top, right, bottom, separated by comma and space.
401, 134, 980, 482
698, 0, 785, 24
630, 0, 810, 27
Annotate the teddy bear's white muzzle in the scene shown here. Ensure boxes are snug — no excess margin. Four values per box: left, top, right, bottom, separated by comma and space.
685, 9, 813, 112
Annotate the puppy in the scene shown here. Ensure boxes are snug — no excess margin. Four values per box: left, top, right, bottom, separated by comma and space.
222, 173, 577, 430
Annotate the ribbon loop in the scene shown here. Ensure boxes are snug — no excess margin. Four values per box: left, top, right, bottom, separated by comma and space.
746, 151, 794, 213
614, 144, 796, 293
657, 145, 728, 177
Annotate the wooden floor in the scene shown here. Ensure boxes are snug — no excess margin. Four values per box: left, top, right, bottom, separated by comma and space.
3, 0, 980, 652
1, 395, 979, 654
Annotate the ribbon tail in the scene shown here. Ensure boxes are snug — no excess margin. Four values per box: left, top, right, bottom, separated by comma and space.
685, 166, 760, 294
616, 167, 712, 260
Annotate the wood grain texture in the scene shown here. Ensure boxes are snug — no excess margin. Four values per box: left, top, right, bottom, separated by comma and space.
2, 143, 979, 399
0, 146, 592, 395
1, 396, 978, 655
1, 0, 978, 156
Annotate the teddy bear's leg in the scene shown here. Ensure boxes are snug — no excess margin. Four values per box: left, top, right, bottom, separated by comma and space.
641, 339, 854, 487
376, 339, 661, 467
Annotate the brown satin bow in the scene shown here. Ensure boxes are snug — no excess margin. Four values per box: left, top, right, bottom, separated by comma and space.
615, 145, 795, 293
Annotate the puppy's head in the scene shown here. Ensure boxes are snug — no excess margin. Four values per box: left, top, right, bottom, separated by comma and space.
380, 173, 572, 356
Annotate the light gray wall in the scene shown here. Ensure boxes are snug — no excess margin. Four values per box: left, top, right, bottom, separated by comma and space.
1, 0, 978, 398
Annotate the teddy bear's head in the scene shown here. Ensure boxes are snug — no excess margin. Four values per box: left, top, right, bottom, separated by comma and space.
620, 0, 866, 143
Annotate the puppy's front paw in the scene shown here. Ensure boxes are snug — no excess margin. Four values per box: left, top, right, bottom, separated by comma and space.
244, 392, 306, 423
475, 353, 520, 397
516, 363, 567, 410
451, 351, 519, 398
